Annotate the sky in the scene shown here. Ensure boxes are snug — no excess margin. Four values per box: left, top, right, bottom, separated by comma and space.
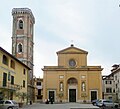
0, 0, 120, 78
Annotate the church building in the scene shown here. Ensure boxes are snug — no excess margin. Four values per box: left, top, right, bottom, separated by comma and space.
42, 44, 103, 103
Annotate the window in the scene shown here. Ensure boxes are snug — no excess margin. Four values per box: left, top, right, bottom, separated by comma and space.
59, 75, 64, 79
2, 55, 8, 65
67, 78, 78, 84
0, 100, 4, 104
23, 80, 25, 88
69, 59, 76, 67
11, 76, 14, 85
3, 73, 7, 87
30, 24, 33, 35
19, 20, 23, 29
105, 81, 107, 84
113, 89, 115, 93
38, 89, 41, 95
23, 69, 26, 75
10, 60, 15, 69
105, 81, 112, 84
115, 76, 117, 80
106, 88, 112, 93
116, 84, 118, 89
110, 81, 112, 84
5, 101, 11, 104
37, 82, 41, 85
17, 43, 23, 53
81, 75, 86, 79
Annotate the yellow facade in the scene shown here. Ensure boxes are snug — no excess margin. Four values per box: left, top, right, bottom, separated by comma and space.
42, 45, 103, 103
0, 47, 30, 103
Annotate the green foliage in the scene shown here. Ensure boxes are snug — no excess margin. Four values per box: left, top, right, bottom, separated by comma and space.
16, 92, 27, 102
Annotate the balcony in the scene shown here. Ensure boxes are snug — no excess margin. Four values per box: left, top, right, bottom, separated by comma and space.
36, 85, 42, 89
0, 81, 21, 91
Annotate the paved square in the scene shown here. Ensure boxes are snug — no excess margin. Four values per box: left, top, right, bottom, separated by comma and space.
21, 103, 99, 109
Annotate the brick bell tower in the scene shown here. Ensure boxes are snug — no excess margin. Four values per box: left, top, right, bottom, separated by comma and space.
11, 8, 35, 101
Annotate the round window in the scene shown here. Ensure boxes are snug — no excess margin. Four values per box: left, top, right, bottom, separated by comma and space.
69, 59, 76, 67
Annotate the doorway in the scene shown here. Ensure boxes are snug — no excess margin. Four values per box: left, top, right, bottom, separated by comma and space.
91, 91, 97, 101
69, 89, 76, 102
48, 91, 55, 102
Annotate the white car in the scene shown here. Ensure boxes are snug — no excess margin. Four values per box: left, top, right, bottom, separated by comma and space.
0, 100, 19, 109
97, 99, 119, 108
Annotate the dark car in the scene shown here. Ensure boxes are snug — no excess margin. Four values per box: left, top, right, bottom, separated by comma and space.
92, 99, 99, 106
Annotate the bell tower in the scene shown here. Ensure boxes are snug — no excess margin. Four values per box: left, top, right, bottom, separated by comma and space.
11, 8, 35, 87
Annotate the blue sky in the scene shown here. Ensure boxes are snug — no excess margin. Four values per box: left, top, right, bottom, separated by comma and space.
0, 0, 120, 77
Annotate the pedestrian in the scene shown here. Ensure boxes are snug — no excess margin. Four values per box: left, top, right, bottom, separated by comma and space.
50, 97, 53, 104
45, 99, 49, 104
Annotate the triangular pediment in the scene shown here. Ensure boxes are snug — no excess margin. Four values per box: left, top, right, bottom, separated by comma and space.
57, 45, 88, 54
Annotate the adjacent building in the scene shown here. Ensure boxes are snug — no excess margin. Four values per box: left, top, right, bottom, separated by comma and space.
42, 44, 103, 103
33, 77, 43, 103
0, 47, 30, 103
102, 64, 120, 102
102, 75, 116, 101
111, 64, 120, 102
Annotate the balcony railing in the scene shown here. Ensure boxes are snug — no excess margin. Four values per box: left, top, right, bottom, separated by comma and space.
36, 85, 42, 89
0, 81, 21, 91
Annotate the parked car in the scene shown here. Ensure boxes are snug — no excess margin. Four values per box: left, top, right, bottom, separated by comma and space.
96, 99, 119, 108
0, 100, 19, 109
91, 99, 99, 106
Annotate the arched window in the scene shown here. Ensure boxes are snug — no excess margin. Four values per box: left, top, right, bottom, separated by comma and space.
67, 78, 78, 85
17, 43, 23, 53
19, 20, 23, 29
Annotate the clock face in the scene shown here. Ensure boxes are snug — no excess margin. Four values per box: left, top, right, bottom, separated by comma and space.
69, 59, 76, 67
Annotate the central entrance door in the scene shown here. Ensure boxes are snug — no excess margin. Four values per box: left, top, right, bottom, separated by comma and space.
69, 89, 76, 102
49, 91, 55, 102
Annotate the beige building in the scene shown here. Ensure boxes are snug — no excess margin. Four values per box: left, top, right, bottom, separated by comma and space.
111, 64, 120, 102
33, 77, 43, 103
0, 47, 30, 103
102, 75, 116, 101
42, 44, 103, 103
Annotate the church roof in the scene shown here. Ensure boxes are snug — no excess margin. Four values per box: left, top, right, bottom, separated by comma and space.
57, 44, 88, 54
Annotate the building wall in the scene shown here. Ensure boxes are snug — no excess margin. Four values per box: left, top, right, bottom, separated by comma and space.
0, 47, 29, 104
43, 70, 102, 102
113, 67, 120, 102
34, 78, 43, 103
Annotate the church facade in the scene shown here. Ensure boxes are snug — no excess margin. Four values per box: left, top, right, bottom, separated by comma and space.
42, 44, 103, 103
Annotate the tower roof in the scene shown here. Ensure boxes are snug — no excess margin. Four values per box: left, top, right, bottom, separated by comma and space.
12, 8, 35, 23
